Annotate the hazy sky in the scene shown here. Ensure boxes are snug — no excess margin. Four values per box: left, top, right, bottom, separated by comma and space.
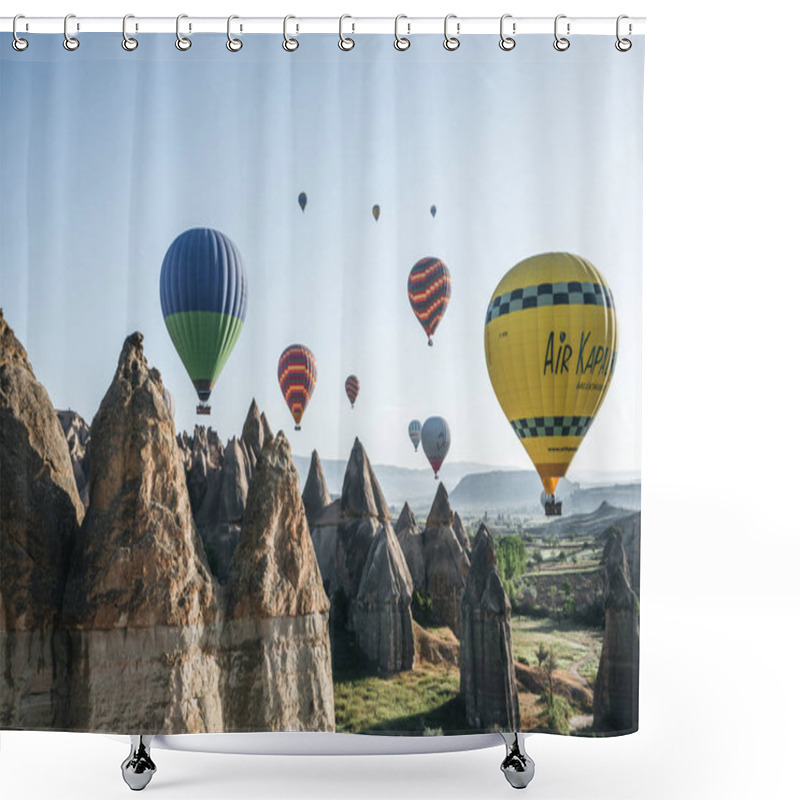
0, 33, 643, 480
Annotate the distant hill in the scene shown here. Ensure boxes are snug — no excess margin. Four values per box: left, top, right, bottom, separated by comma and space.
450, 470, 640, 515
293, 455, 515, 511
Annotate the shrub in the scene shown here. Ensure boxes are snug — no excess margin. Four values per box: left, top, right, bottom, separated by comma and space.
412, 589, 435, 627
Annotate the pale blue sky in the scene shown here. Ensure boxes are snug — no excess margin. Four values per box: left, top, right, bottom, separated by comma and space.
0, 33, 643, 478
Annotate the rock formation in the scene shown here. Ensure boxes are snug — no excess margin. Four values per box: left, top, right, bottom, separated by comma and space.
0, 311, 84, 728
61, 332, 223, 733
460, 525, 520, 730
57, 409, 91, 507
593, 530, 639, 733
421, 483, 470, 635
353, 524, 415, 673
453, 512, 471, 557
223, 431, 335, 731
175, 400, 273, 582
331, 438, 392, 618
302, 449, 331, 526
395, 502, 426, 591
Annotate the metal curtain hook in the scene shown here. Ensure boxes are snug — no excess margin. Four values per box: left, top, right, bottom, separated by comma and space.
283, 15, 299, 51
394, 14, 410, 51
63, 13, 79, 51
12, 14, 28, 51
227, 15, 243, 51
122, 14, 138, 51
554, 14, 570, 51
615, 14, 632, 51
176, 14, 191, 50
444, 14, 460, 51
500, 14, 516, 50
339, 15, 354, 50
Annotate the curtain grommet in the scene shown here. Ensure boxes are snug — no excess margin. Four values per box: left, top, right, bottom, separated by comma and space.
499, 14, 516, 51
283, 15, 299, 51
615, 15, 632, 51
338, 15, 355, 51
444, 14, 460, 51
175, 14, 191, 51
226, 15, 243, 52
12, 15, 28, 51
63, 13, 80, 51
554, 14, 570, 51
122, 14, 138, 51
394, 15, 410, 51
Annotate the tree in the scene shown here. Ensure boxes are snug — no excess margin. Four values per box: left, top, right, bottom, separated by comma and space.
536, 642, 548, 668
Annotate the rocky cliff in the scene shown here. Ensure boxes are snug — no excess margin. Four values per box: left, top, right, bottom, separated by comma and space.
61, 332, 223, 733
460, 525, 520, 730
593, 530, 639, 733
421, 483, 470, 635
223, 431, 335, 731
453, 512, 471, 556
0, 311, 84, 728
395, 502, 426, 591
353, 523, 415, 674
302, 449, 332, 526
56, 410, 91, 507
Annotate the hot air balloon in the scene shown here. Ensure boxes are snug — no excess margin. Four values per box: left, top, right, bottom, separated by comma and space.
160, 228, 247, 415
408, 419, 422, 452
430, 204, 437, 218
298, 192, 308, 212
408, 257, 452, 346
372, 204, 381, 222
345, 374, 360, 408
421, 416, 450, 479
484, 252, 618, 515
277, 344, 317, 430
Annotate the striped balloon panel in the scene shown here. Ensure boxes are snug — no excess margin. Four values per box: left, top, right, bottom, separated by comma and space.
278, 345, 317, 426
345, 375, 360, 406
407, 257, 452, 339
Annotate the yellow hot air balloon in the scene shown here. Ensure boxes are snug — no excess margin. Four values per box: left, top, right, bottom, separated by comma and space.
484, 253, 618, 505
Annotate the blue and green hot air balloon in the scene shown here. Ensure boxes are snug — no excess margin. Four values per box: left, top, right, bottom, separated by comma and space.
160, 228, 247, 414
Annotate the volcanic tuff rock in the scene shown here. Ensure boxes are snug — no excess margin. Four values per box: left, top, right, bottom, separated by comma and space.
223, 431, 335, 731
354, 523, 415, 674
421, 483, 470, 636
240, 398, 271, 479
302, 449, 332, 526
453, 512, 471, 556
460, 525, 520, 730
61, 332, 223, 733
395, 502, 426, 591
340, 437, 390, 521
0, 311, 84, 728
593, 530, 639, 733
56, 410, 91, 507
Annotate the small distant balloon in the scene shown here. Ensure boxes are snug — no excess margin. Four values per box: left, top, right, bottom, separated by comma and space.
345, 374, 360, 408
298, 192, 308, 212
421, 416, 451, 479
372, 204, 381, 222
408, 420, 422, 452
430, 205, 437, 218
277, 344, 317, 430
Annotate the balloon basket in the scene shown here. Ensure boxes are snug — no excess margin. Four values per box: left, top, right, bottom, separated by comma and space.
544, 501, 562, 517
295, 425, 301, 431
196, 404, 211, 416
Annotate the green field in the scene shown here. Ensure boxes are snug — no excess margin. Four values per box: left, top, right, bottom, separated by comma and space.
511, 616, 603, 686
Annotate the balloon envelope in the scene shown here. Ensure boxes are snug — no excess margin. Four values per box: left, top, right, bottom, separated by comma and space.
408, 257, 452, 346
372, 204, 381, 222
278, 344, 317, 430
408, 419, 422, 452
298, 192, 308, 212
421, 416, 451, 478
484, 252, 617, 496
345, 374, 360, 408
160, 228, 247, 405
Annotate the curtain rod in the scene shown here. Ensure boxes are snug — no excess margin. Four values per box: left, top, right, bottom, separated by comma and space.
1, 16, 645, 36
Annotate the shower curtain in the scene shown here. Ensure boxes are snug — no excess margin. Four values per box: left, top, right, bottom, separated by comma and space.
0, 28, 643, 738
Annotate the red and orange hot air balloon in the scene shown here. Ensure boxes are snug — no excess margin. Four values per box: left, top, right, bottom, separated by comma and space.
345, 374, 360, 408
277, 344, 317, 430
408, 257, 452, 346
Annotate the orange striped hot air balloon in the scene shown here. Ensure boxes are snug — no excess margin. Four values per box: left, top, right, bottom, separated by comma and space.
408, 257, 451, 346
345, 374, 360, 408
277, 344, 317, 430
